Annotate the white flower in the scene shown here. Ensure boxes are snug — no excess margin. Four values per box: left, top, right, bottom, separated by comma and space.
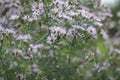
47, 34, 56, 44
16, 74, 26, 80
67, 11, 80, 16
22, 15, 30, 21
67, 28, 77, 36
93, 16, 101, 22
94, 21, 103, 27
0, 25, 5, 33
32, 12, 40, 20
10, 61, 18, 68
72, 25, 85, 31
53, 0, 64, 7
9, 14, 19, 20
50, 26, 66, 35
22, 15, 34, 22
61, 13, 73, 21
53, 0, 63, 4
100, 29, 108, 40
117, 11, 120, 17
16, 34, 32, 42
87, 26, 97, 36
32, 2, 43, 13
28, 17, 34, 22
42, 76, 48, 80
29, 44, 43, 53
53, 78, 56, 80
80, 10, 92, 19
4, 29, 16, 34
13, 49, 23, 56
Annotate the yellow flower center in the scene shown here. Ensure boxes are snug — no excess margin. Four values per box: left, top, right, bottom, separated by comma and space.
35, 5, 40, 10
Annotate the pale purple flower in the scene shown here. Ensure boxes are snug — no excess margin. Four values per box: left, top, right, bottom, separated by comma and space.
9, 14, 19, 20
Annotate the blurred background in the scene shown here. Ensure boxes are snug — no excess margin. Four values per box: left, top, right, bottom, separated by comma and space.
102, 0, 120, 39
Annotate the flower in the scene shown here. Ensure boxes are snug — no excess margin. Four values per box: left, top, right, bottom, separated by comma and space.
22, 15, 34, 22
87, 26, 97, 36
16, 73, 26, 80
22, 15, 30, 21
47, 34, 56, 44
80, 9, 92, 19
100, 29, 109, 40
94, 21, 103, 27
29, 44, 44, 53
16, 34, 32, 42
0, 24, 5, 33
10, 61, 18, 68
67, 28, 77, 36
4, 28, 16, 34
62, 13, 73, 21
50, 26, 66, 35
72, 25, 85, 31
13, 49, 23, 56
9, 14, 19, 20
67, 11, 80, 17
32, 11, 40, 20
32, 2, 43, 13
42, 76, 48, 80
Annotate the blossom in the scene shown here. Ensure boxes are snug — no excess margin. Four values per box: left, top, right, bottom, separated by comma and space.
22, 15, 34, 22
32, 11, 40, 20
22, 15, 30, 21
9, 14, 19, 20
87, 26, 97, 36
16, 74, 26, 80
16, 34, 32, 42
10, 61, 18, 68
13, 49, 23, 56
67, 28, 77, 36
61, 13, 73, 21
100, 29, 109, 40
29, 44, 44, 53
47, 34, 56, 44
67, 11, 80, 17
52, 0, 64, 6
94, 21, 103, 27
4, 28, 16, 34
80, 9, 92, 19
42, 76, 48, 80
50, 26, 66, 35
72, 25, 85, 31
32, 2, 43, 13
0, 24, 5, 33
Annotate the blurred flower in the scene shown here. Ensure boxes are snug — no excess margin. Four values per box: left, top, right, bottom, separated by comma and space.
32, 11, 40, 20
0, 24, 5, 33
22, 15, 30, 21
50, 26, 66, 35
100, 29, 109, 40
87, 26, 97, 36
16, 34, 32, 42
10, 61, 18, 68
13, 49, 23, 56
9, 14, 19, 20
42, 76, 48, 80
4, 28, 16, 34
29, 44, 44, 53
47, 34, 56, 44
80, 9, 92, 19
67, 28, 77, 36
16, 73, 26, 80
